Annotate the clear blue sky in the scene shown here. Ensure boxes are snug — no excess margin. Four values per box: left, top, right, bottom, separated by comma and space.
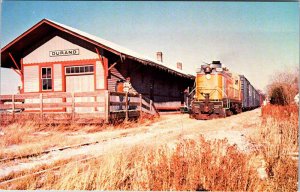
1, 1, 299, 93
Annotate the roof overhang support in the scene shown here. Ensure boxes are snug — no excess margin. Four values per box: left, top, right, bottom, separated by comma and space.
95, 47, 103, 62
11, 67, 21, 77
108, 61, 119, 71
120, 54, 125, 63
95, 47, 108, 89
95, 47, 106, 70
8, 52, 22, 75
108, 54, 124, 71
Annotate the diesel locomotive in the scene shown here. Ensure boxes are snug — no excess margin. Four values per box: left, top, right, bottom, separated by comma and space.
189, 61, 261, 120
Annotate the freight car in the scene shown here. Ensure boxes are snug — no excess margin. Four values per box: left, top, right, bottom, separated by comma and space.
189, 61, 261, 120
240, 75, 261, 111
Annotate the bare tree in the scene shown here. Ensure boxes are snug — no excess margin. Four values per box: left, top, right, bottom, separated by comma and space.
267, 67, 299, 105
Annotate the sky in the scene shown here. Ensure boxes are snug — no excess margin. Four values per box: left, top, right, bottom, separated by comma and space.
0, 1, 299, 94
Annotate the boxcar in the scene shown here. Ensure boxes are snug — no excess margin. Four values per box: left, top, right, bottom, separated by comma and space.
240, 75, 260, 110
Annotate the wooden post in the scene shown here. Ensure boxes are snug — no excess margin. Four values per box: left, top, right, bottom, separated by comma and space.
12, 94, 15, 120
94, 96, 98, 112
104, 90, 110, 123
150, 100, 153, 114
39, 93, 43, 122
125, 92, 128, 122
139, 94, 142, 119
71, 92, 75, 121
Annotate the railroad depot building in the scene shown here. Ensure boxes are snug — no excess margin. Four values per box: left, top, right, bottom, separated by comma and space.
1, 19, 194, 112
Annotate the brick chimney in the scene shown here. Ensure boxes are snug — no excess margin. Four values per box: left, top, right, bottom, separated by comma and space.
156, 52, 163, 62
176, 62, 182, 70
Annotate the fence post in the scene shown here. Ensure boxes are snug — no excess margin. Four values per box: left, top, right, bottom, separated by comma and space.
105, 90, 110, 123
12, 94, 15, 120
125, 92, 128, 122
139, 94, 142, 119
71, 92, 75, 122
39, 93, 43, 122
150, 100, 153, 114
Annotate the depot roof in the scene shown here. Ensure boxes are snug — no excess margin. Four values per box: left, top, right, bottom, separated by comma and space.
1, 19, 194, 79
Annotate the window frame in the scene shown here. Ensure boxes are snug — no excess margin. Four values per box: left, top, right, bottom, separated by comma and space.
65, 65, 94, 75
41, 67, 53, 91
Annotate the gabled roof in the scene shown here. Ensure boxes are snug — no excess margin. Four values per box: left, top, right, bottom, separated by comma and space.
1, 19, 194, 79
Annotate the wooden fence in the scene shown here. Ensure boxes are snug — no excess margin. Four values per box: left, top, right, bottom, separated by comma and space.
0, 91, 158, 123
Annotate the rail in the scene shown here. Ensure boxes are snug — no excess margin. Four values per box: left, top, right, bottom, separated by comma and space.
0, 91, 158, 123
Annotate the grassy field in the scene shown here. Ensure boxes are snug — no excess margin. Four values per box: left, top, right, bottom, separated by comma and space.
0, 105, 298, 190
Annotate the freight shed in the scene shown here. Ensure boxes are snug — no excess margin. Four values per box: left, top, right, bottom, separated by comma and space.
1, 19, 194, 112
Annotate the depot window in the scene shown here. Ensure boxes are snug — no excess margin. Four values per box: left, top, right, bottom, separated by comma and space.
65, 65, 94, 75
41, 67, 52, 90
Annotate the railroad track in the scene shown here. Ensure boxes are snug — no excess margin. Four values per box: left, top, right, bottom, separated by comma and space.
0, 133, 136, 187
0, 138, 138, 188
0, 141, 99, 163
0, 154, 101, 187
0, 131, 137, 163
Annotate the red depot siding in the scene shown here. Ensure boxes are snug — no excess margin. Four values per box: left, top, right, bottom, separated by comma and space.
22, 58, 107, 94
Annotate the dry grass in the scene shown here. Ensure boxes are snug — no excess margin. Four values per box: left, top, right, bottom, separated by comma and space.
2, 137, 261, 190
256, 104, 298, 191
0, 121, 43, 148
0, 120, 83, 160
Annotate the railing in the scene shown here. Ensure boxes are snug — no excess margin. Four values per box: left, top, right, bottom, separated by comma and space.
0, 91, 158, 123
109, 92, 159, 119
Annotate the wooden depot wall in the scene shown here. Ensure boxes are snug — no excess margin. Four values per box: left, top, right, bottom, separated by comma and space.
22, 35, 107, 94
15, 32, 193, 111
107, 58, 194, 109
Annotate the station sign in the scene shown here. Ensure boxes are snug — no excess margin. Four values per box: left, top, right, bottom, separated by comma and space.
49, 49, 79, 57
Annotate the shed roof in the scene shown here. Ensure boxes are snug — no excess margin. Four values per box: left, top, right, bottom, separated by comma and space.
1, 19, 194, 79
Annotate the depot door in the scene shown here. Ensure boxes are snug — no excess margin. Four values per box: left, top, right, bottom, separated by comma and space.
66, 75, 94, 112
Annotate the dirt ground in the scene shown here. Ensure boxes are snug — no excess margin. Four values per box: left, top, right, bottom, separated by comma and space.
0, 108, 262, 178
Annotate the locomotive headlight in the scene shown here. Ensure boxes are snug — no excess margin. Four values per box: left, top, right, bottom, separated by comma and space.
205, 74, 211, 80
205, 66, 211, 73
